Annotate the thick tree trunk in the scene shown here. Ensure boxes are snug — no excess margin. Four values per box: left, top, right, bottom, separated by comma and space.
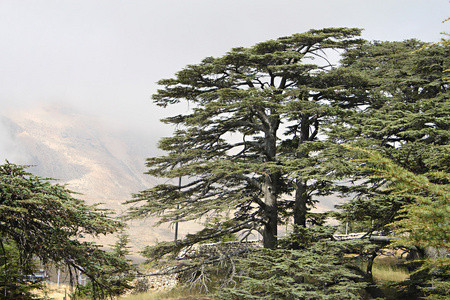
294, 116, 311, 227
294, 180, 308, 227
263, 174, 278, 249
260, 115, 280, 249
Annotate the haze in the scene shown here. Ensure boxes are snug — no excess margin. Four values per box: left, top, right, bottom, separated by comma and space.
1, 0, 448, 163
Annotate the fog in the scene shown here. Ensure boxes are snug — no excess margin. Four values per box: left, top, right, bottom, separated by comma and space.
1, 0, 448, 162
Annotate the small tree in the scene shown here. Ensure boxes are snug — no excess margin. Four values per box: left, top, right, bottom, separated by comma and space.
111, 232, 132, 259
0, 240, 41, 299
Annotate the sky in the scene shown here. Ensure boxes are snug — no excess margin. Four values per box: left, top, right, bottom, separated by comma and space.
0, 0, 449, 156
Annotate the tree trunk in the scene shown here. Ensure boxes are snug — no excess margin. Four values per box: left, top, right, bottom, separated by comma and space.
294, 116, 311, 227
261, 114, 279, 249
294, 180, 308, 227
263, 174, 278, 249
366, 251, 377, 281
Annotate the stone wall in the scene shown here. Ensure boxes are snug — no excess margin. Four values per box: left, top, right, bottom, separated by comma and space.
130, 273, 179, 293
178, 240, 263, 259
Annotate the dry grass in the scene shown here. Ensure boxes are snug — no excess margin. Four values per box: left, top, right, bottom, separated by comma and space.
373, 264, 409, 282
35, 283, 73, 300
373, 254, 410, 282
118, 288, 212, 300
35, 280, 211, 300
371, 257, 411, 299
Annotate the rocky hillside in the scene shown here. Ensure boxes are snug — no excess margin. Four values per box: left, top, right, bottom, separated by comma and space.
2, 105, 155, 199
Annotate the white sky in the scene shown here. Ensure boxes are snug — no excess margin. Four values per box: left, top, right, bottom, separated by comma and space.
0, 0, 449, 140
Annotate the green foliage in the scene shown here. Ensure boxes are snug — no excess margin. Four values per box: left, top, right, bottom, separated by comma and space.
0, 162, 133, 299
216, 226, 379, 300
111, 232, 132, 258
72, 281, 96, 299
199, 217, 238, 244
346, 146, 450, 299
327, 38, 449, 298
0, 240, 42, 299
329, 39, 450, 237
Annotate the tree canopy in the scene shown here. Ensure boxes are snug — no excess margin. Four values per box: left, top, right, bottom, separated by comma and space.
329, 39, 450, 234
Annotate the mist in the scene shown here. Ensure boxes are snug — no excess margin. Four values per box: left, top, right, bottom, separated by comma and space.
0, 116, 31, 164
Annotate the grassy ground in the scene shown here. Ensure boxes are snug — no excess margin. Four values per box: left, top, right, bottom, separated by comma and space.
371, 256, 411, 299
373, 254, 410, 282
373, 263, 409, 282
37, 280, 212, 300
36, 283, 72, 300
